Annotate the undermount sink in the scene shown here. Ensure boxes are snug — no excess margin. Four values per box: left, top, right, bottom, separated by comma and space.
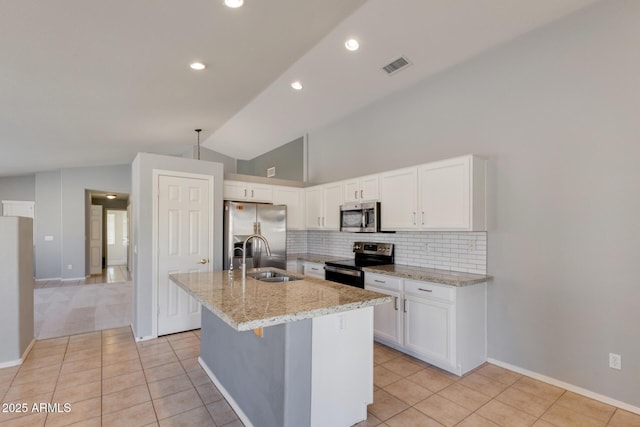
256, 276, 302, 283
247, 270, 303, 282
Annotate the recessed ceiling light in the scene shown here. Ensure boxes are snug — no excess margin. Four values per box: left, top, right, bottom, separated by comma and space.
345, 39, 360, 51
291, 81, 303, 91
224, 0, 244, 8
106, 194, 117, 200
190, 62, 206, 70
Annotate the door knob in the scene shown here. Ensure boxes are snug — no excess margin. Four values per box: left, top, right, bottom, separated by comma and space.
198, 259, 208, 264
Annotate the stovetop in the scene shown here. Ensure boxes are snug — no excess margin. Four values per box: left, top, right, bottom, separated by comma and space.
325, 242, 395, 271
325, 258, 391, 270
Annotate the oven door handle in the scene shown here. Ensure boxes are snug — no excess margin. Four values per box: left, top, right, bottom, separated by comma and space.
324, 265, 362, 277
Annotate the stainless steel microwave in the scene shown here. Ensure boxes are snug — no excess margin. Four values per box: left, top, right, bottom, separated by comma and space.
340, 202, 380, 233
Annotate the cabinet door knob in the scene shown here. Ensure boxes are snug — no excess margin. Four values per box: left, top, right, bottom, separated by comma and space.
374, 279, 386, 284
354, 190, 358, 199
198, 258, 208, 264
421, 212, 425, 225
394, 296, 398, 311
413, 212, 416, 225
418, 288, 433, 292
244, 189, 247, 197
360, 189, 363, 199
251, 189, 254, 197
403, 299, 407, 313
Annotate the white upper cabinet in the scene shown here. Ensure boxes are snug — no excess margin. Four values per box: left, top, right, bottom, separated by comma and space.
274, 186, 304, 230
379, 167, 419, 230
304, 186, 323, 229
322, 182, 342, 230
343, 174, 379, 203
419, 155, 486, 231
380, 155, 486, 231
305, 183, 342, 230
223, 180, 273, 203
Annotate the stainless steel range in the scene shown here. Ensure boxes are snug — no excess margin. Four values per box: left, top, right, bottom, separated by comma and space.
324, 242, 394, 288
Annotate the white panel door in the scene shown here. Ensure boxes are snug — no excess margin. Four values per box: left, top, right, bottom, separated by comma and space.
157, 175, 210, 336
89, 205, 103, 275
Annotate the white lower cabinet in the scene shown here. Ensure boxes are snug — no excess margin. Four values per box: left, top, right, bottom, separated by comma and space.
286, 260, 302, 274
303, 262, 325, 280
365, 272, 487, 376
364, 274, 403, 347
404, 294, 453, 366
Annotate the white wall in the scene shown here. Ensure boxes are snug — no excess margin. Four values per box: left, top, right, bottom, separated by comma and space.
33, 165, 131, 280
306, 0, 640, 408
183, 146, 237, 174
35, 171, 62, 279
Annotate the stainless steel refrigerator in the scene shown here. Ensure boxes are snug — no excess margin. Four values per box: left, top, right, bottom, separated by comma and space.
223, 201, 287, 271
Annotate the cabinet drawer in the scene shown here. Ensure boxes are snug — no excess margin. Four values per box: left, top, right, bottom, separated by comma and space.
404, 280, 454, 303
304, 262, 325, 279
364, 272, 402, 292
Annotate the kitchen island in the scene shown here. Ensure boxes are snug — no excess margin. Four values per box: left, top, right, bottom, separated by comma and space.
169, 269, 391, 427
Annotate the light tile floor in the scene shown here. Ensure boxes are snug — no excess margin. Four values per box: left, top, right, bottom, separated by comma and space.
1, 331, 638, 427
359, 342, 640, 426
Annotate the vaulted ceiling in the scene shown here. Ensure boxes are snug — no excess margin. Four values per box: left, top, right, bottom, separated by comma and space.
0, 0, 597, 177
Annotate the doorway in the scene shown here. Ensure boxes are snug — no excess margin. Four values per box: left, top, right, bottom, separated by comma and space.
86, 190, 131, 282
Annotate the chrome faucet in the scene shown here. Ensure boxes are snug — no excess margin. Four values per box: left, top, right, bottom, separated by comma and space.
241, 233, 272, 280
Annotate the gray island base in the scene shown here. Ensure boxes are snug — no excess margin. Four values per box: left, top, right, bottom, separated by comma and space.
169, 270, 390, 427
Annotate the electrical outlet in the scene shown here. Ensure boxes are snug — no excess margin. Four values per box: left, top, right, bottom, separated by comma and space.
467, 240, 476, 251
609, 353, 622, 370
67, 264, 73, 270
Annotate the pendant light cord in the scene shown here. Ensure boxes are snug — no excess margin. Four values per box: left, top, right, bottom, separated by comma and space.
195, 129, 202, 160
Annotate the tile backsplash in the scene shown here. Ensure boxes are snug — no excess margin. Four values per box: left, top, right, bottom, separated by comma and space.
287, 230, 487, 274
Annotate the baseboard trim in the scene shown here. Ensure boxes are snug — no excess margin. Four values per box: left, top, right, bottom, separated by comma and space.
199, 357, 254, 427
487, 358, 640, 415
35, 277, 61, 282
0, 338, 36, 369
134, 335, 156, 343
61, 276, 87, 282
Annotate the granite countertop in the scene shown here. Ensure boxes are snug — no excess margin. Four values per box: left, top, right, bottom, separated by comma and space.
362, 264, 492, 287
287, 253, 347, 264
169, 268, 391, 331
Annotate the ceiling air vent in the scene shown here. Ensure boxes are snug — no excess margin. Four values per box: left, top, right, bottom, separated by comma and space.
382, 56, 411, 75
